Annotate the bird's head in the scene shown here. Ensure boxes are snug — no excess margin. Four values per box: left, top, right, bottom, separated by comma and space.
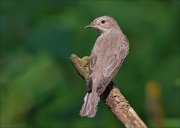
85, 16, 119, 33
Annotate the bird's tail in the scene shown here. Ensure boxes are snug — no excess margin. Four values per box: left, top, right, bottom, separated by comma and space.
80, 91, 100, 117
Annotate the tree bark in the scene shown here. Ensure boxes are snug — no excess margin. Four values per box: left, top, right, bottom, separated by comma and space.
70, 54, 147, 128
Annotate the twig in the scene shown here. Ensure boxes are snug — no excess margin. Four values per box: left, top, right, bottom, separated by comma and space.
70, 54, 147, 128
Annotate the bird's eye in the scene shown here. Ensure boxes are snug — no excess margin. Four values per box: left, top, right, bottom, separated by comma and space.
101, 20, 106, 24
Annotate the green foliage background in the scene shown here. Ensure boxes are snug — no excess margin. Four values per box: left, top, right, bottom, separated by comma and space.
0, 0, 179, 128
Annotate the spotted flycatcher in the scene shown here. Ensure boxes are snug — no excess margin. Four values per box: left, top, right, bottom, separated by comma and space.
80, 16, 129, 117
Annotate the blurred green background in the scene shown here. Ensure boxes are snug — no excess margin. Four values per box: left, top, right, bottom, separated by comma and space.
0, 0, 180, 128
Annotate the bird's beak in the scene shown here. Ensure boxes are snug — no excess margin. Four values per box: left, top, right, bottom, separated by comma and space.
85, 22, 95, 28
85, 24, 92, 28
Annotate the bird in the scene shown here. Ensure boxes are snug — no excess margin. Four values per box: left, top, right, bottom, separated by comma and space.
80, 16, 129, 117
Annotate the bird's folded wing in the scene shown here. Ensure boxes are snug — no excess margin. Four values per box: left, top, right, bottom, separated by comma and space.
103, 46, 128, 80
87, 55, 97, 91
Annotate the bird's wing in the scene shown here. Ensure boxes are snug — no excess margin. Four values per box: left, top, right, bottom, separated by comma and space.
88, 34, 129, 94
96, 40, 128, 94
103, 43, 128, 79
87, 54, 97, 92
104, 54, 119, 78
103, 34, 129, 79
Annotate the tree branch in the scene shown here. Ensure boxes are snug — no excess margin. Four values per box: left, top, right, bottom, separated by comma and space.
70, 54, 147, 128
